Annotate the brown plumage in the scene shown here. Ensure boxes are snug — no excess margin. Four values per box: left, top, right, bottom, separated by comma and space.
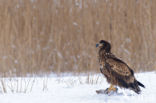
96, 40, 145, 94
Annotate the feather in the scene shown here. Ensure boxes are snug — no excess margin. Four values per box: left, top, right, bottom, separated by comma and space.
106, 58, 132, 76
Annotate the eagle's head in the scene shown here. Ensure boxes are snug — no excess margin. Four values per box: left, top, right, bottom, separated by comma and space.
96, 40, 111, 53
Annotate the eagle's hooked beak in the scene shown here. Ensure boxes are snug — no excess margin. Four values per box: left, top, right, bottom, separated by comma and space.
96, 44, 99, 48
96, 43, 103, 48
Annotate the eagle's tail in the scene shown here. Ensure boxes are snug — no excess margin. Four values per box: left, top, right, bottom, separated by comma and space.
137, 81, 145, 88
130, 80, 145, 94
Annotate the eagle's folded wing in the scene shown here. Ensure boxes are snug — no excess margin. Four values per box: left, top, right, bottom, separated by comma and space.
106, 58, 132, 76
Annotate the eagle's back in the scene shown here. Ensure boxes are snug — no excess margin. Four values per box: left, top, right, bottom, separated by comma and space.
106, 57, 133, 77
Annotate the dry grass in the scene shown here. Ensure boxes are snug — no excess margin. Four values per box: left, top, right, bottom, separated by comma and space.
0, 0, 156, 76
0, 75, 102, 93
0, 78, 35, 93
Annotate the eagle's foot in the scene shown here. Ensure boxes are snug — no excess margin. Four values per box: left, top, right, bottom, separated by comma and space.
96, 85, 118, 95
104, 85, 118, 94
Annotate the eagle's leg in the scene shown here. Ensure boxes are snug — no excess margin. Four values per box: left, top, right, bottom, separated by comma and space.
104, 85, 118, 94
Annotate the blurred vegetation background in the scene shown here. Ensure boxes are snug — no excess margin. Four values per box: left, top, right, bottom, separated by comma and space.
0, 0, 156, 76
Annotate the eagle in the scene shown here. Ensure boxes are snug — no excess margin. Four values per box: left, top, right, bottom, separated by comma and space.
96, 40, 145, 94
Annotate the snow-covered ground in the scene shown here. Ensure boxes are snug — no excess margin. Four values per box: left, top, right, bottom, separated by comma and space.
0, 72, 156, 103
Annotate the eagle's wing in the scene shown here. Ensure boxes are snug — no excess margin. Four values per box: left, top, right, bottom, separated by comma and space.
106, 58, 133, 76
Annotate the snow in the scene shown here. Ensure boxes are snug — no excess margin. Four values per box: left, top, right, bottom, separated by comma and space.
0, 72, 156, 103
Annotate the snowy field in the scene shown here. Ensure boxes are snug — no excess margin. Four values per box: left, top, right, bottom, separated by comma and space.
0, 72, 156, 103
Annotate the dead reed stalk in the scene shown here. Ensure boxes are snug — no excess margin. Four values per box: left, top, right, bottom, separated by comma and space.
0, 0, 156, 76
